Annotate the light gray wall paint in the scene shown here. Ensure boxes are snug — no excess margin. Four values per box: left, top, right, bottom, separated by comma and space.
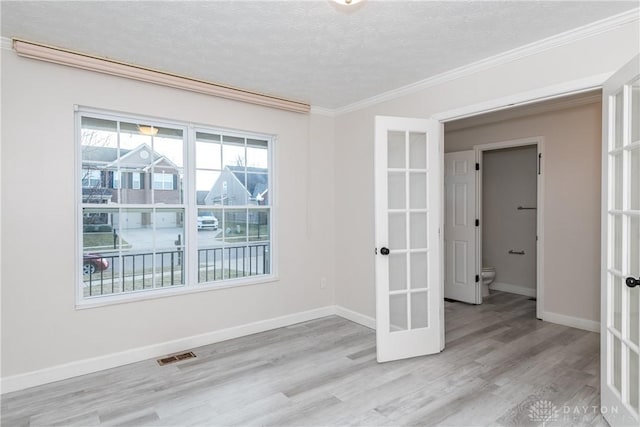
445, 101, 602, 321
481, 146, 537, 290
1, 51, 336, 378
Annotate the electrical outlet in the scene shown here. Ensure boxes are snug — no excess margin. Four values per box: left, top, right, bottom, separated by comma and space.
320, 277, 327, 289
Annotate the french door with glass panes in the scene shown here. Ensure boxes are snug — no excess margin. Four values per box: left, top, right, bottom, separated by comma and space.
374, 116, 443, 362
601, 55, 640, 426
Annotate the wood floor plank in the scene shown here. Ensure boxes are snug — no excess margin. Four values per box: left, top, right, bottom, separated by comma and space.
1, 292, 603, 426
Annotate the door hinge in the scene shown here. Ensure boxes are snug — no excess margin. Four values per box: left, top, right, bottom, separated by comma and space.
475, 274, 480, 283
475, 163, 480, 171
538, 153, 542, 175
475, 219, 480, 227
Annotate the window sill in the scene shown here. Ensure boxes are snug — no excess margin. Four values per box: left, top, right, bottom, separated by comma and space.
75, 275, 279, 310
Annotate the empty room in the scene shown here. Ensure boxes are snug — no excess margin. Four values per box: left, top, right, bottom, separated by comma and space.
1, 1, 639, 426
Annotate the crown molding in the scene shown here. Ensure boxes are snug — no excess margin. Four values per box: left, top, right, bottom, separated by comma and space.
445, 92, 601, 132
309, 105, 336, 117
333, 8, 639, 116
9, 38, 311, 114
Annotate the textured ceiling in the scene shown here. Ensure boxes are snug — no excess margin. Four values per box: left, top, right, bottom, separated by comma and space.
1, 1, 637, 109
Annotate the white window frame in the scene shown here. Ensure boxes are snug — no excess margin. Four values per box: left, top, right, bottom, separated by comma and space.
153, 172, 174, 190
75, 107, 277, 309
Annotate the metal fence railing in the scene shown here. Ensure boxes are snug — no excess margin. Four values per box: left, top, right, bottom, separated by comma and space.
83, 243, 269, 297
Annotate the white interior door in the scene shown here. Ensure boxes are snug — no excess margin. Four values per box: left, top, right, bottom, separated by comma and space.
374, 116, 443, 362
601, 54, 640, 426
444, 150, 479, 304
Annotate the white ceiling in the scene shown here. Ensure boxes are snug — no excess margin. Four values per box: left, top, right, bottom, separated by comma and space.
1, 1, 637, 109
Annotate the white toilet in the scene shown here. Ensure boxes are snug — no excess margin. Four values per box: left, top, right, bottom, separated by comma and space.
481, 267, 496, 297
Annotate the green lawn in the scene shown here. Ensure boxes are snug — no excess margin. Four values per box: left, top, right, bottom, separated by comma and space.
83, 232, 130, 250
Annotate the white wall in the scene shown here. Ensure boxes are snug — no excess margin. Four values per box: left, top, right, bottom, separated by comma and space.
481, 146, 538, 292
0, 50, 336, 378
334, 20, 638, 323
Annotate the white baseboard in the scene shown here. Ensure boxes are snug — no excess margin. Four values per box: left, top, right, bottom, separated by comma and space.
490, 282, 537, 298
0, 305, 336, 394
542, 311, 600, 333
335, 305, 376, 330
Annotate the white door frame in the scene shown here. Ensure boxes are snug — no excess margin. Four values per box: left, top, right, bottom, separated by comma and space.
433, 73, 609, 320
473, 138, 545, 319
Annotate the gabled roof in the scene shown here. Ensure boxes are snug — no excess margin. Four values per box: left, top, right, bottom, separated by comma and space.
81, 147, 131, 163
81, 144, 179, 171
226, 165, 268, 199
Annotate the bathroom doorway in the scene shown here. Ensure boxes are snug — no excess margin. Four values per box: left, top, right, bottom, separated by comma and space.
443, 137, 543, 318
476, 138, 542, 319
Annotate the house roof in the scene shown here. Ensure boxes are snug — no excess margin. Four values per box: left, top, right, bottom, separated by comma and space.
81, 144, 179, 171
196, 191, 209, 205
227, 166, 268, 199
81, 147, 131, 163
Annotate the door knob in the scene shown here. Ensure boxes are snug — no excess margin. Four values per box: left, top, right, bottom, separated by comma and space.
380, 247, 390, 255
626, 277, 640, 288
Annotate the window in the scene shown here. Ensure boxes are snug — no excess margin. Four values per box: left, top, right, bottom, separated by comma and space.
78, 110, 273, 304
113, 171, 121, 189
131, 172, 142, 190
81, 169, 102, 188
153, 172, 175, 190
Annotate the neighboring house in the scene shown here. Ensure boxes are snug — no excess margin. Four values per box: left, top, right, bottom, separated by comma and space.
81, 143, 182, 228
203, 165, 268, 207
202, 165, 269, 227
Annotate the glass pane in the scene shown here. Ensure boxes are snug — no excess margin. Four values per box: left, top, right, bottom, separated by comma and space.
246, 172, 269, 205
119, 209, 154, 293
613, 214, 623, 271
614, 91, 623, 149
154, 209, 185, 288
613, 336, 622, 393
389, 253, 407, 291
222, 136, 246, 170
196, 170, 222, 205
389, 294, 408, 332
195, 138, 222, 170
80, 118, 119, 205
219, 167, 248, 206
224, 245, 252, 279
244, 243, 270, 277
631, 79, 640, 143
629, 349, 639, 412
197, 208, 223, 283
82, 208, 120, 297
223, 209, 248, 244
409, 132, 427, 169
410, 291, 428, 329
409, 172, 427, 209
631, 147, 640, 211
388, 213, 406, 250
247, 139, 269, 169
630, 281, 639, 346
410, 252, 428, 289
612, 153, 623, 210
631, 216, 639, 278
388, 172, 406, 209
614, 275, 622, 332
248, 209, 270, 242
410, 213, 428, 249
388, 131, 405, 169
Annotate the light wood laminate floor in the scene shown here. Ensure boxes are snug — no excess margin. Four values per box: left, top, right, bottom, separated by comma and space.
1, 292, 603, 426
